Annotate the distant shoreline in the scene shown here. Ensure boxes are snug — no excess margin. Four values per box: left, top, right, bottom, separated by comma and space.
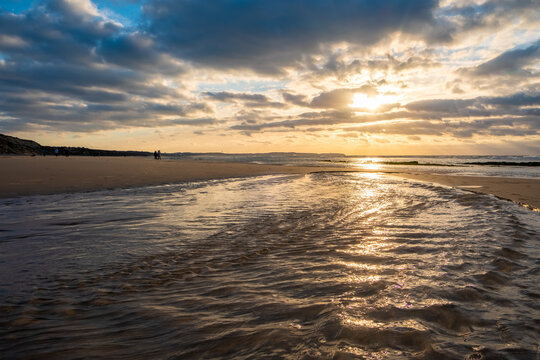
1, 156, 539, 211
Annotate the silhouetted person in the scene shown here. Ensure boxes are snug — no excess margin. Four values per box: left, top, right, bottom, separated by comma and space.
154, 150, 158, 160
157, 150, 161, 160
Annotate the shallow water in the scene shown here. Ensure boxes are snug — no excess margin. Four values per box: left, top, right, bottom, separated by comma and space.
1, 173, 539, 359
171, 154, 540, 178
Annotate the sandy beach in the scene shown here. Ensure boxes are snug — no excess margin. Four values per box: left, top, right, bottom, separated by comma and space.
2, 156, 540, 359
394, 172, 540, 211
0, 156, 348, 197
1, 156, 539, 210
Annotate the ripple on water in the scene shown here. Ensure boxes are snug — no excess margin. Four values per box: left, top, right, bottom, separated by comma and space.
0, 173, 539, 359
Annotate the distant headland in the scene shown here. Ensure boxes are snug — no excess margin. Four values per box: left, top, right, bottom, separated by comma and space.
0, 133, 151, 157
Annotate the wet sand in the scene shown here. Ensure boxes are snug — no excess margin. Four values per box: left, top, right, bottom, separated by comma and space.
395, 172, 540, 211
0, 156, 348, 197
1, 156, 539, 210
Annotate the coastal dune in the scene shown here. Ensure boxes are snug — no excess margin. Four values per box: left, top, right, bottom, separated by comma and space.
1, 156, 539, 210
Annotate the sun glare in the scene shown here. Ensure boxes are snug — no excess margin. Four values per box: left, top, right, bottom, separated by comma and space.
350, 93, 398, 111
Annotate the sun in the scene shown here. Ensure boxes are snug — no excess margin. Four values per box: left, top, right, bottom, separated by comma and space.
350, 93, 379, 110
350, 93, 398, 111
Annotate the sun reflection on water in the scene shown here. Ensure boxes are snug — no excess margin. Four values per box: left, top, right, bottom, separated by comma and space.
347, 240, 394, 255
337, 261, 379, 271
353, 158, 383, 171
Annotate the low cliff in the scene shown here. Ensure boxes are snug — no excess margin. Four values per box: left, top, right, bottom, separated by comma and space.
0, 133, 151, 156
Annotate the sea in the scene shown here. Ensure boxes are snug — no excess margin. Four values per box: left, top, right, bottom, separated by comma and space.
170, 153, 540, 179
0, 155, 539, 359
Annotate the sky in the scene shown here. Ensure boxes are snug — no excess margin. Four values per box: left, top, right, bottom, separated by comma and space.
0, 0, 539, 155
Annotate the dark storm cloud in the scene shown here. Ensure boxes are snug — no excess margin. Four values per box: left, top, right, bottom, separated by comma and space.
460, 40, 540, 77
143, 0, 444, 73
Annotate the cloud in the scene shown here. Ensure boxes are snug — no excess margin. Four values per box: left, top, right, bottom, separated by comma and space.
460, 40, 540, 77
230, 110, 357, 131
229, 109, 415, 132
339, 115, 540, 139
98, 34, 185, 74
405, 98, 478, 114
0, 1, 203, 133
0, 93, 215, 132
48, 0, 100, 18
143, 0, 445, 73
405, 92, 540, 117
0, 5, 117, 65
171, 117, 218, 126
437, 0, 540, 37
483, 92, 540, 107
305, 53, 440, 81
282, 93, 310, 107
203, 91, 286, 108
229, 91, 540, 138
1, 0, 539, 152
309, 85, 378, 109
281, 85, 380, 110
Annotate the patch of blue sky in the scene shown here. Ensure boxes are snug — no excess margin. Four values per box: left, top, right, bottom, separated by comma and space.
0, 52, 9, 65
432, 44, 492, 66
436, 2, 491, 17
94, 0, 143, 28
1, 0, 35, 13
197, 79, 289, 94
1, 0, 142, 25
